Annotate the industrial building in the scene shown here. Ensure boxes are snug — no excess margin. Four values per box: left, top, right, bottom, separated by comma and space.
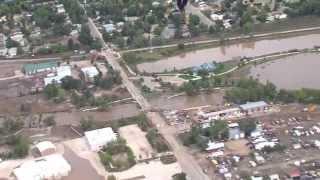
13, 154, 71, 180
84, 127, 117, 151
240, 101, 269, 115
23, 61, 58, 75
44, 65, 72, 86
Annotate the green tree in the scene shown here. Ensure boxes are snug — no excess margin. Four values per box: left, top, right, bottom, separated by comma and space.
107, 175, 116, 180
61, 76, 82, 90
78, 24, 93, 45
43, 116, 56, 127
172, 173, 187, 180
239, 118, 256, 137
189, 14, 200, 26
80, 116, 95, 131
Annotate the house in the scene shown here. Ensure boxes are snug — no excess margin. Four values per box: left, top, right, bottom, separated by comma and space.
81, 66, 99, 82
251, 176, 263, 180
35, 141, 56, 156
240, 101, 269, 115
13, 154, 71, 180
192, 63, 216, 74
210, 14, 224, 21
56, 4, 66, 14
44, 65, 72, 86
103, 24, 116, 33
85, 127, 117, 151
23, 61, 58, 75
10, 32, 25, 46
7, 47, 17, 58
269, 174, 280, 180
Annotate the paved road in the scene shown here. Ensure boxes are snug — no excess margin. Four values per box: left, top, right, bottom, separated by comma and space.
87, 18, 210, 180
185, 3, 214, 26
121, 26, 320, 53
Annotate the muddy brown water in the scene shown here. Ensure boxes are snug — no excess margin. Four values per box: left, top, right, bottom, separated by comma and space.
149, 91, 225, 110
249, 53, 320, 90
137, 34, 320, 73
63, 146, 104, 180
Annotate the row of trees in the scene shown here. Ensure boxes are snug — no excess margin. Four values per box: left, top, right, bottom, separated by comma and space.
226, 78, 320, 105
285, 0, 320, 17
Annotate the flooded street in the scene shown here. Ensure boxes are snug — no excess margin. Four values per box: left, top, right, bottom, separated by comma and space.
63, 146, 104, 180
53, 103, 140, 126
249, 53, 320, 90
137, 33, 320, 73
149, 91, 225, 110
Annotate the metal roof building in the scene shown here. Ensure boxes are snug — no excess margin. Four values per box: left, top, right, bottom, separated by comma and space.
23, 61, 58, 75
44, 66, 72, 86
84, 127, 117, 151
13, 154, 71, 180
240, 101, 268, 111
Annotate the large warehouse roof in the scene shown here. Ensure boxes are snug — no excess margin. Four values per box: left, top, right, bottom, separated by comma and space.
13, 154, 71, 180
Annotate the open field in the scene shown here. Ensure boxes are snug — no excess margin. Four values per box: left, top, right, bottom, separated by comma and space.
119, 124, 154, 161
225, 139, 250, 156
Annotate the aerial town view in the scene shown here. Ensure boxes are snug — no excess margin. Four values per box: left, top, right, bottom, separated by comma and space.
0, 0, 320, 180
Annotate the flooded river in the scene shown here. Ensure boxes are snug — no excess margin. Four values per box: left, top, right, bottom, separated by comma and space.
149, 91, 225, 110
137, 34, 320, 73
249, 53, 320, 90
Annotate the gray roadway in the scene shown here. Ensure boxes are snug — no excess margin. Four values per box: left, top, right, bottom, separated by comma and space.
87, 18, 210, 180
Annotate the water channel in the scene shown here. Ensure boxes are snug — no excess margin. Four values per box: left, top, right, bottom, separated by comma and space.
137, 33, 320, 73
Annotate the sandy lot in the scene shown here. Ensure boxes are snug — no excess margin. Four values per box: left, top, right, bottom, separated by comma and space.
119, 124, 155, 161
63, 138, 107, 180
225, 139, 250, 156
113, 160, 181, 180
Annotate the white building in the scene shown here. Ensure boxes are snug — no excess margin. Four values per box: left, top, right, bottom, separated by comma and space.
35, 141, 56, 156
56, 4, 66, 14
44, 65, 72, 86
210, 14, 224, 21
240, 101, 269, 115
206, 141, 224, 152
103, 24, 116, 33
199, 108, 242, 121
81, 66, 99, 82
85, 127, 117, 151
13, 154, 71, 180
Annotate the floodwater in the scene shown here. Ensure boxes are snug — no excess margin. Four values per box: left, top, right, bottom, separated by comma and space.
63, 146, 104, 180
137, 34, 320, 73
249, 53, 320, 90
53, 103, 141, 126
149, 91, 225, 110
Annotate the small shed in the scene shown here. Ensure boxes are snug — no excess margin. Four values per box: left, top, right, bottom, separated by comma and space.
35, 141, 56, 156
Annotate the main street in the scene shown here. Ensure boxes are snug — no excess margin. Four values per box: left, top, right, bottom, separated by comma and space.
87, 18, 210, 180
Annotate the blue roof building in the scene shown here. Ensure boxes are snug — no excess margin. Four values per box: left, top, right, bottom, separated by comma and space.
192, 63, 216, 73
